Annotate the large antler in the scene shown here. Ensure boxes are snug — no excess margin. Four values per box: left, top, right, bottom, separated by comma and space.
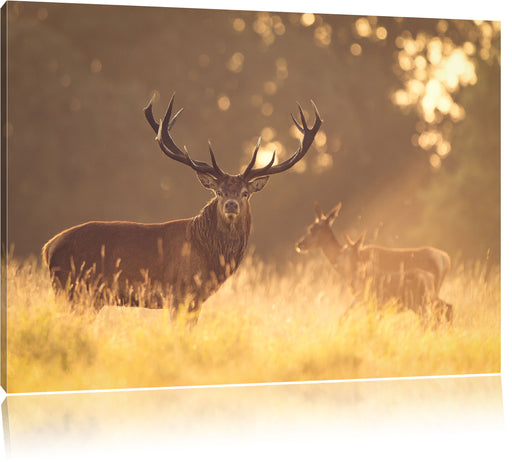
242, 101, 322, 181
144, 93, 226, 178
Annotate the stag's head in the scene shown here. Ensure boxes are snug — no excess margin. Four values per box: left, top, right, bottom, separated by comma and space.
295, 202, 341, 253
144, 93, 322, 226
194, 169, 269, 225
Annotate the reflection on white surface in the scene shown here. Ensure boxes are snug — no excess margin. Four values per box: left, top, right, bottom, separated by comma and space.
2, 375, 509, 461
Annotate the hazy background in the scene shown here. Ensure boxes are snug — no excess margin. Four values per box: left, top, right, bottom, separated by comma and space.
5, 1, 501, 265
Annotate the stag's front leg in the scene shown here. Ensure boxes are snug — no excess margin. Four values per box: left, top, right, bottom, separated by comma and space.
186, 299, 202, 327
168, 280, 202, 326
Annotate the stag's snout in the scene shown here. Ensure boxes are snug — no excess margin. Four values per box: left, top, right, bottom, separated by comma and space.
223, 199, 240, 220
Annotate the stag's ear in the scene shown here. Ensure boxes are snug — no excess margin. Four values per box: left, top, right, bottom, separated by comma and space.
196, 172, 219, 191
248, 176, 269, 194
326, 202, 341, 225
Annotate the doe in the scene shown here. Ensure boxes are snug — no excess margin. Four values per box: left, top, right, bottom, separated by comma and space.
296, 202, 452, 322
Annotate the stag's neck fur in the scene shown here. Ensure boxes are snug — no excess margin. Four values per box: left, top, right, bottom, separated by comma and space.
190, 198, 251, 277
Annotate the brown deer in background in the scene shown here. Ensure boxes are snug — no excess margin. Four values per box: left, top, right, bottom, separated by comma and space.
296, 202, 452, 322
343, 233, 453, 323
295, 201, 343, 270
43, 93, 322, 322
342, 232, 451, 298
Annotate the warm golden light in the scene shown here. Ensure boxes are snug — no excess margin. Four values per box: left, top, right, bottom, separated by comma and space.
392, 89, 409, 107
314, 25, 332, 47
260, 126, 276, 141
255, 146, 279, 167
376, 26, 387, 40
292, 160, 307, 174
226, 52, 244, 73
232, 18, 246, 32
350, 43, 362, 56
355, 17, 371, 38
263, 81, 277, 95
418, 130, 440, 150
275, 58, 288, 80
253, 14, 268, 34
289, 124, 302, 139
449, 103, 466, 122
398, 51, 414, 71
314, 152, 333, 173
427, 38, 443, 65
429, 153, 441, 169
274, 21, 286, 36
392, 28, 480, 163
217, 95, 231, 111
314, 130, 327, 148
250, 94, 263, 107
463, 41, 476, 56
261, 102, 274, 117
301, 13, 315, 27
406, 79, 424, 103
437, 140, 451, 157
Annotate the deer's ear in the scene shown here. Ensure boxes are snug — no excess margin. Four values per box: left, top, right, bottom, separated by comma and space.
196, 172, 219, 191
248, 176, 269, 194
326, 202, 341, 225
355, 231, 366, 249
344, 233, 354, 246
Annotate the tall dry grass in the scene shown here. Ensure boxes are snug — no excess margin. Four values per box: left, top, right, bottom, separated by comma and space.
6, 253, 500, 393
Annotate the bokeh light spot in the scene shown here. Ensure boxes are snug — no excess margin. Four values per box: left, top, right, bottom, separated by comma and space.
301, 13, 315, 27
217, 95, 231, 111
350, 43, 362, 56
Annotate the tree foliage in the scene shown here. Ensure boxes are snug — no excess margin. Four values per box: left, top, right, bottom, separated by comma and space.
5, 2, 500, 263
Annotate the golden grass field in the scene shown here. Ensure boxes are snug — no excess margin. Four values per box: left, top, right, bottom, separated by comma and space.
6, 253, 500, 393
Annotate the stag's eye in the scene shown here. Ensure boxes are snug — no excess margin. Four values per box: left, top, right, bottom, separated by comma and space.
242, 190, 249, 198
217, 191, 224, 198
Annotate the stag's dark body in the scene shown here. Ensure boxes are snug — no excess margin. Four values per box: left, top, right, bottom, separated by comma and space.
43, 197, 250, 310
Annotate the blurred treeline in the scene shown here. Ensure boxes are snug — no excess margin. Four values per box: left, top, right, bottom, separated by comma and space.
5, 2, 500, 264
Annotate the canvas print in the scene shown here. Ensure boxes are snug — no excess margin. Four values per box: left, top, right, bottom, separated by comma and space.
1, 1, 501, 393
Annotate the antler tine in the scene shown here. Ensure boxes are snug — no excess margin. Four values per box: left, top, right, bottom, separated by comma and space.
145, 93, 223, 178
208, 141, 227, 177
255, 150, 276, 176
241, 137, 261, 177
291, 102, 307, 134
158, 95, 187, 157
182, 143, 221, 174
244, 100, 322, 180
241, 137, 279, 179
143, 92, 160, 133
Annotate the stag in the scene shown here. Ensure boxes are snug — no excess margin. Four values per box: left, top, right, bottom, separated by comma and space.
43, 93, 322, 322
296, 202, 451, 295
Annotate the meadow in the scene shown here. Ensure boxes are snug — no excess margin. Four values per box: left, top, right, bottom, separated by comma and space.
6, 252, 500, 393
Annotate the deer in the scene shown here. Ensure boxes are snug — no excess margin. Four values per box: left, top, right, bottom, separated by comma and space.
43, 93, 322, 323
295, 202, 452, 322
342, 233, 453, 323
